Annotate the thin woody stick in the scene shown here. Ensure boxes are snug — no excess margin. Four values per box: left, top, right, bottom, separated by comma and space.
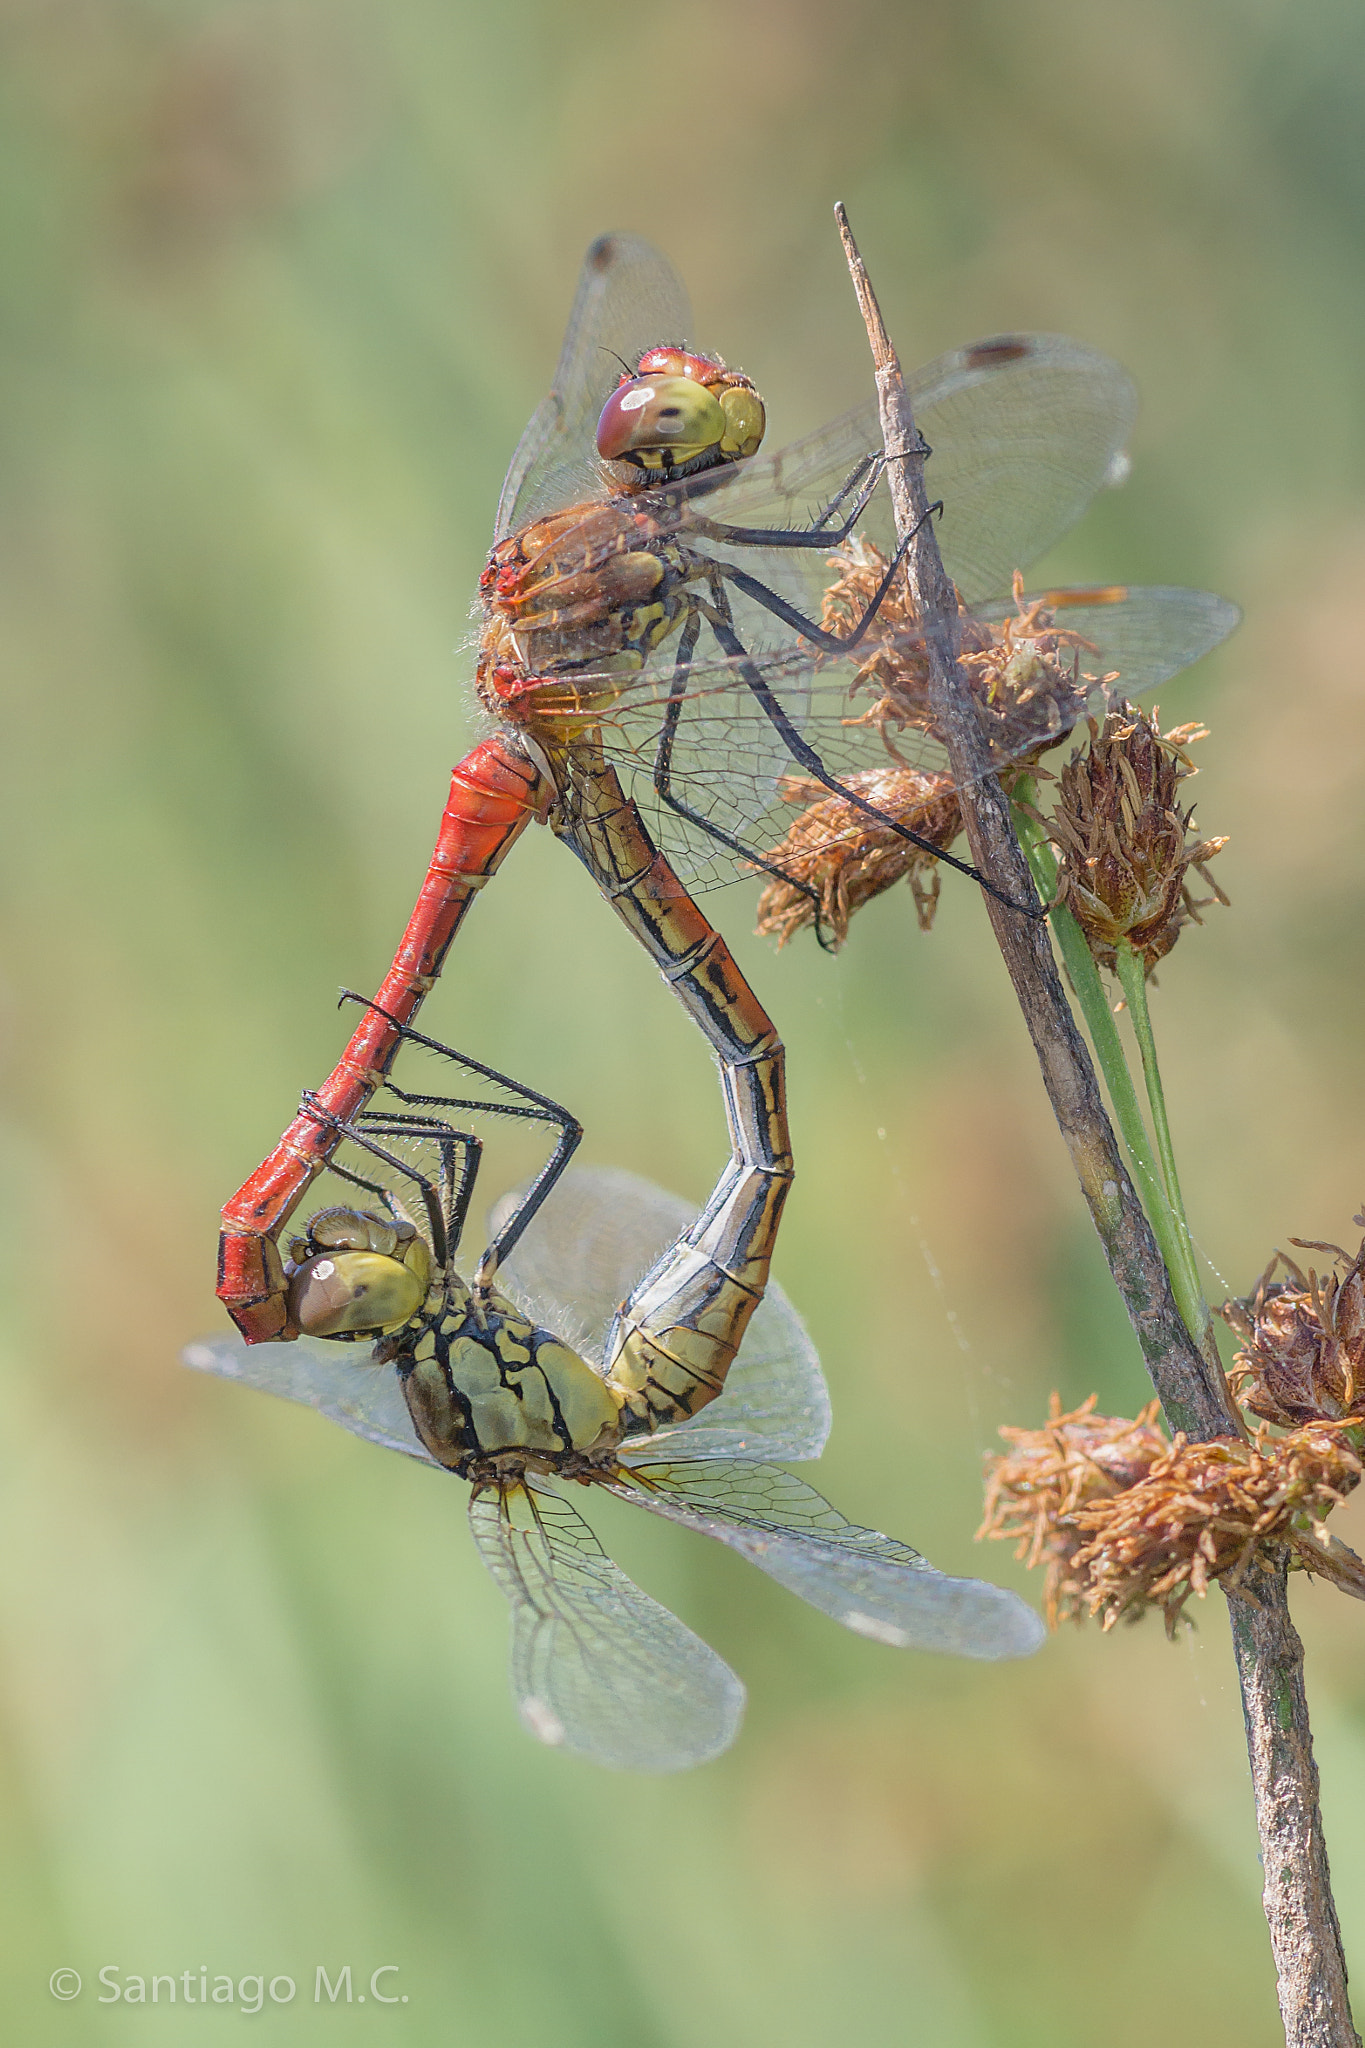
833, 203, 1229, 1443
832, 202, 1356, 2048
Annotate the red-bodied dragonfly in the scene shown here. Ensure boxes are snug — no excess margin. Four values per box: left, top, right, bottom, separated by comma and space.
191, 1037, 1042, 1771
478, 233, 1238, 922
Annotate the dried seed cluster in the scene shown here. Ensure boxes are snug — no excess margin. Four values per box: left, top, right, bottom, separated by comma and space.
754, 547, 1094, 943
978, 1395, 1168, 1627
1221, 1229, 1365, 1427
1049, 702, 1227, 972
980, 1396, 1363, 1634
753, 764, 960, 949
823, 545, 1090, 769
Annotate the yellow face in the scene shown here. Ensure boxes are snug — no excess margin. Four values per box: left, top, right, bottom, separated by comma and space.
285, 1206, 433, 1340
284, 1203, 624, 1463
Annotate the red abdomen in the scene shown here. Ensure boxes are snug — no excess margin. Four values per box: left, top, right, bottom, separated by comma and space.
217, 732, 545, 1343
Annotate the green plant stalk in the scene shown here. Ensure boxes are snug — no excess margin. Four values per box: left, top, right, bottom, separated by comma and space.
1113, 935, 1214, 1354
1011, 794, 1209, 1349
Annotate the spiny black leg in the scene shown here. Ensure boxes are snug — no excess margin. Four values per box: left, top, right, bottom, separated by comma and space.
298, 1090, 468, 1271
353, 1112, 481, 1266
716, 502, 937, 654
335, 994, 583, 1285
649, 604, 838, 952
691, 453, 886, 551
695, 591, 1043, 921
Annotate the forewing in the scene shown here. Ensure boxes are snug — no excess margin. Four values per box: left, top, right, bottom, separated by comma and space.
910, 334, 1138, 604
489, 1166, 830, 1462
183, 1333, 435, 1465
524, 561, 1237, 891
608, 1462, 1045, 1661
496, 234, 692, 541
468, 1477, 744, 1771
489, 1164, 693, 1356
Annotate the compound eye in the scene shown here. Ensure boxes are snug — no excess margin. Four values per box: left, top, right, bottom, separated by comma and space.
288, 1250, 424, 1338
635, 346, 689, 377
635, 347, 725, 384
596, 376, 726, 460
718, 385, 765, 458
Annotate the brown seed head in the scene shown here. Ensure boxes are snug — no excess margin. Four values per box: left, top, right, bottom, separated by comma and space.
823, 546, 1092, 773
1065, 1423, 1363, 1634
753, 764, 961, 949
1049, 701, 1227, 972
1221, 1227, 1365, 1426
981, 1394, 1364, 1634
977, 1394, 1168, 1627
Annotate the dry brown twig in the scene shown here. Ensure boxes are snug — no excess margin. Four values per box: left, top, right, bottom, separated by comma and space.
834, 202, 1360, 2047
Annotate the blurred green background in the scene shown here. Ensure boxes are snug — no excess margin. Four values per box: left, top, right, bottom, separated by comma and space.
4, 0, 1365, 2040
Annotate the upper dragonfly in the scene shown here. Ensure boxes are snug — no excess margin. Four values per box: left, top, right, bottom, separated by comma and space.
477, 232, 1238, 929
191, 1039, 1043, 1772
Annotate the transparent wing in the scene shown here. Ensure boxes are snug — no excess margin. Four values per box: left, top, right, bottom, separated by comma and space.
513, 579, 1238, 891
606, 1462, 1045, 1661
490, 1165, 830, 1462
637, 331, 1137, 608
496, 233, 693, 541
488, 1164, 693, 1354
976, 583, 1242, 689
911, 333, 1138, 604
468, 1477, 744, 1772
183, 1333, 436, 1465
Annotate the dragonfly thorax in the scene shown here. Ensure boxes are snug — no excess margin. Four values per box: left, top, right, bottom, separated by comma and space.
477, 506, 697, 712
394, 1285, 625, 1474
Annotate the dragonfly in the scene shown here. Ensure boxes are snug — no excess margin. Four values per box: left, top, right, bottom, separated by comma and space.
190, 1038, 1044, 1771
478, 233, 1239, 917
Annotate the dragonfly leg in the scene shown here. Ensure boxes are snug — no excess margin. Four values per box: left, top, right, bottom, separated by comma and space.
690, 452, 886, 551
648, 603, 837, 953
295, 1087, 480, 1274
551, 748, 794, 1431
217, 734, 547, 1343
692, 580, 1042, 920
712, 500, 937, 654
327, 994, 583, 1289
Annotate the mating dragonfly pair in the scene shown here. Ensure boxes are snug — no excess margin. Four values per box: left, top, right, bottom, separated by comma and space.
198, 232, 1236, 1769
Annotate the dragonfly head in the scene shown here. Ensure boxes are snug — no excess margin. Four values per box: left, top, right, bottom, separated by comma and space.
596, 348, 765, 487
284, 1205, 433, 1341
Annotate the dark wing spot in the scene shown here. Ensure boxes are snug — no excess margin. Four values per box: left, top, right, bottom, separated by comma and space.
588, 235, 619, 273
964, 336, 1032, 368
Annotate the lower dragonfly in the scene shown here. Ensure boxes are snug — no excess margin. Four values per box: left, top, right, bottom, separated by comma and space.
188, 1028, 1043, 1771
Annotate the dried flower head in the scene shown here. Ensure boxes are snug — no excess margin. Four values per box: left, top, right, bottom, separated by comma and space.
1049, 702, 1228, 972
753, 764, 961, 949
977, 1394, 1168, 1627
823, 544, 1092, 774
1065, 1424, 1363, 1633
981, 1395, 1364, 1634
1221, 1224, 1365, 1426
761, 547, 1095, 944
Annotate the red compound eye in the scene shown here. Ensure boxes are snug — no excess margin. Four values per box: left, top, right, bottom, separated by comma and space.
596, 375, 725, 460
635, 347, 724, 385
